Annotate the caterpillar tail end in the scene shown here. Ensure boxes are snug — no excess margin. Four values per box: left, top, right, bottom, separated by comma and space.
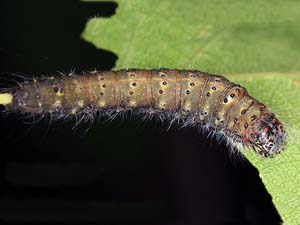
0, 93, 13, 105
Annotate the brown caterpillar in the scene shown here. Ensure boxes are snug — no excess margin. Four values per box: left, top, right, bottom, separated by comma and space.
0, 69, 286, 157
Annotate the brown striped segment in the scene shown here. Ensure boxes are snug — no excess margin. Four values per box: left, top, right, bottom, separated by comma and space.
89, 71, 114, 109
236, 102, 265, 140
40, 76, 68, 113
150, 69, 178, 111
199, 74, 231, 123
213, 85, 247, 128
57, 76, 73, 112
117, 69, 149, 108
63, 76, 75, 113
178, 70, 208, 116
112, 70, 119, 108
197, 72, 211, 122
174, 69, 181, 110
116, 69, 127, 108
144, 70, 152, 107
30, 78, 54, 113
225, 95, 255, 135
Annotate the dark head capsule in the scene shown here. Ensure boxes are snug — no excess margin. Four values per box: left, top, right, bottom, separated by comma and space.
249, 113, 286, 157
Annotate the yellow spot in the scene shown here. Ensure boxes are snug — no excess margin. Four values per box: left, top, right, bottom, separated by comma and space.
54, 99, 62, 107
159, 72, 167, 77
0, 93, 13, 105
38, 102, 42, 107
98, 101, 105, 107
129, 101, 137, 107
56, 92, 64, 97
159, 102, 166, 108
97, 76, 104, 81
71, 108, 77, 114
77, 100, 84, 107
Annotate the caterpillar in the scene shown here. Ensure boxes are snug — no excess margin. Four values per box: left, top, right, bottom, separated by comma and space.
0, 68, 286, 157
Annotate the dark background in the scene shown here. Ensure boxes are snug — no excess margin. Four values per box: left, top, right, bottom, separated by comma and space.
0, 1, 281, 225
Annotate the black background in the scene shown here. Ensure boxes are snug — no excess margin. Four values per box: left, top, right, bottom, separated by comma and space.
0, 1, 281, 225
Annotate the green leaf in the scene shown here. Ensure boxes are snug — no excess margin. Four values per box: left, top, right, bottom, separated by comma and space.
82, 0, 300, 223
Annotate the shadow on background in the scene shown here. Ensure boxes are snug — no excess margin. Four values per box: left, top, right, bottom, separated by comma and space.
0, 1, 281, 225
0, 0, 117, 74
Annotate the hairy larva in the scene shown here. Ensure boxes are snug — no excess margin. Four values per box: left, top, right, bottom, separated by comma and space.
0, 69, 286, 157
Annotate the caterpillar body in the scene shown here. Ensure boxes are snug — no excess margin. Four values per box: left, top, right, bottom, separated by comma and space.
0, 69, 286, 157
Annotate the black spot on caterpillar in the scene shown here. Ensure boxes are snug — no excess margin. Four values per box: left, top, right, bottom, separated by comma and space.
0, 69, 286, 157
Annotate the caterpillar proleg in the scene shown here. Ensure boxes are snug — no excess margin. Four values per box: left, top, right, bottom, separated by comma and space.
0, 69, 286, 157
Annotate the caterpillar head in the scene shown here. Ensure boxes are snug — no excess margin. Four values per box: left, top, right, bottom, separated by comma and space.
249, 113, 286, 157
